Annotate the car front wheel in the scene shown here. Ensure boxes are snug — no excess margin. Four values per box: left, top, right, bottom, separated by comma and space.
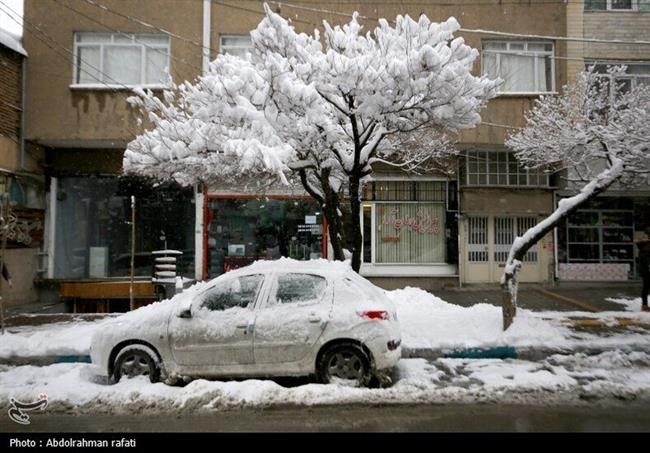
113, 347, 160, 383
318, 344, 371, 387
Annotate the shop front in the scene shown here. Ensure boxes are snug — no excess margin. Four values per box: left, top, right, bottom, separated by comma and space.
556, 195, 650, 281
204, 194, 326, 278
359, 178, 459, 289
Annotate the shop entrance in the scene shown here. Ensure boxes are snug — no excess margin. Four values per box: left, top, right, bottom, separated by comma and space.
462, 215, 545, 283
205, 197, 325, 278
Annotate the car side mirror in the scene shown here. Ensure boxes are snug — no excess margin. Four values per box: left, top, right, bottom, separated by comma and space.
178, 307, 192, 319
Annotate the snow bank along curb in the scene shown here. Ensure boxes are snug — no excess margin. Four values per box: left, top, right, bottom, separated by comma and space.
3, 286, 650, 366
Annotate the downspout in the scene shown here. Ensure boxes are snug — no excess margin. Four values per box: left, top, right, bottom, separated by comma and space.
194, 0, 211, 281
19, 55, 26, 170
202, 0, 211, 74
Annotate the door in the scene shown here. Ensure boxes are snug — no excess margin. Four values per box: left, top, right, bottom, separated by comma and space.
169, 274, 265, 370
464, 216, 490, 283
463, 216, 542, 283
253, 272, 332, 364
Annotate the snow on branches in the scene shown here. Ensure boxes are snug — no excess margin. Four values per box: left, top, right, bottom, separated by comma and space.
124, 3, 499, 269
499, 67, 650, 329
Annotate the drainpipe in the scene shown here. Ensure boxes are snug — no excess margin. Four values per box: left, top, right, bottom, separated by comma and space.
20, 56, 26, 170
202, 0, 211, 74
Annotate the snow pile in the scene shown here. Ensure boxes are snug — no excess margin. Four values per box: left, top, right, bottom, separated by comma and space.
388, 287, 570, 350
607, 297, 642, 312
0, 318, 114, 359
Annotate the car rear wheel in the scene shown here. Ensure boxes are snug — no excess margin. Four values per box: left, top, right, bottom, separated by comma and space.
318, 344, 371, 387
113, 347, 159, 383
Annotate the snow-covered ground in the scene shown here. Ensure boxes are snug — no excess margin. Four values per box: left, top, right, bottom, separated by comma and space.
1, 351, 649, 414
607, 297, 642, 312
2, 289, 650, 359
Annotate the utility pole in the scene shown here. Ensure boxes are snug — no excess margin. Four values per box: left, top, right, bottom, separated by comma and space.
129, 196, 136, 311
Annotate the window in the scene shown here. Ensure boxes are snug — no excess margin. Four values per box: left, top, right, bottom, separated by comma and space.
589, 62, 650, 94
363, 181, 448, 264
273, 273, 327, 304
201, 275, 264, 311
220, 35, 252, 58
464, 150, 550, 187
73, 33, 170, 87
482, 41, 555, 93
586, 0, 650, 10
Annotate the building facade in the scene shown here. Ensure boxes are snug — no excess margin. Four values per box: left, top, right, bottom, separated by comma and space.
0, 29, 45, 308
23, 0, 575, 307
557, 0, 650, 282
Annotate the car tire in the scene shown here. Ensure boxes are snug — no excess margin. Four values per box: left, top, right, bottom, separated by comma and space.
318, 343, 371, 387
113, 347, 160, 383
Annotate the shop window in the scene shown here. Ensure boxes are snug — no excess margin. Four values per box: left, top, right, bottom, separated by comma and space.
206, 198, 323, 278
464, 150, 550, 187
482, 41, 555, 94
53, 176, 195, 279
73, 33, 170, 87
561, 200, 634, 265
362, 181, 452, 265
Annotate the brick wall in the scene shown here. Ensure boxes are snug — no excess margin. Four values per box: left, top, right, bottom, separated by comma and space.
583, 12, 650, 60
0, 45, 22, 139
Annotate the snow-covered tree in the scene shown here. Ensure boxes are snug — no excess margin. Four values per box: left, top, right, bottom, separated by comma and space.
503, 67, 650, 329
124, 3, 499, 271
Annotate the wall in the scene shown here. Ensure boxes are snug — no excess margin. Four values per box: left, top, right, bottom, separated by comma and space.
2, 248, 39, 306
23, 0, 203, 147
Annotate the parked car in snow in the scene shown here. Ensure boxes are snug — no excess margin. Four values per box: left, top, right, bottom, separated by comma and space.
90, 259, 401, 387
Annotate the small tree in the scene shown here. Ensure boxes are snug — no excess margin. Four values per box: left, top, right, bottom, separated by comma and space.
502, 67, 650, 329
125, 4, 499, 270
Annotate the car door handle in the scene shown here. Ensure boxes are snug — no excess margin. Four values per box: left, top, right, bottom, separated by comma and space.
236, 323, 248, 329
308, 316, 320, 323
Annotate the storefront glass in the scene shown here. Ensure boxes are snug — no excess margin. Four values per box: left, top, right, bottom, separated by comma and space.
53, 176, 195, 279
362, 180, 456, 265
206, 198, 324, 278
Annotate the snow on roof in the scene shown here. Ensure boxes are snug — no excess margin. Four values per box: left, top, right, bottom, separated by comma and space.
0, 29, 27, 56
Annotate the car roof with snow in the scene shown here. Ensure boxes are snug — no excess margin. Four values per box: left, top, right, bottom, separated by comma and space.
225, 258, 353, 279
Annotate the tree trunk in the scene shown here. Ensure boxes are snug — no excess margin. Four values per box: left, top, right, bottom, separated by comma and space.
323, 188, 346, 262
500, 157, 624, 330
348, 175, 363, 272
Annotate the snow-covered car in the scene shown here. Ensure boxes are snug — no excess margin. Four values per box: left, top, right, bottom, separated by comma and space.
90, 259, 401, 387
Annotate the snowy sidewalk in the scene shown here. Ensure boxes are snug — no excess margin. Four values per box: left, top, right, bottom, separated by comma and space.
2, 287, 650, 363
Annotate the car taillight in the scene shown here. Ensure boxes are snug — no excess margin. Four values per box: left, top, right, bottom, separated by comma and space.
359, 310, 389, 321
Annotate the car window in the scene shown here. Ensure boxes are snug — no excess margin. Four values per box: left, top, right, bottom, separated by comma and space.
273, 273, 327, 305
200, 274, 264, 311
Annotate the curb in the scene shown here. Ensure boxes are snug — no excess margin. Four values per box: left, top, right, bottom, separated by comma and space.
2, 343, 650, 366
0, 355, 91, 367
403, 343, 650, 361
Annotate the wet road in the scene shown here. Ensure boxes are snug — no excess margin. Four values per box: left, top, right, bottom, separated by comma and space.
3, 403, 650, 432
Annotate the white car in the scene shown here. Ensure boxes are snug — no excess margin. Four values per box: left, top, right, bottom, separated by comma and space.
90, 259, 401, 387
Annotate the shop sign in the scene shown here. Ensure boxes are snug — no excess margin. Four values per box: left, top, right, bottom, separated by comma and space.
382, 207, 440, 235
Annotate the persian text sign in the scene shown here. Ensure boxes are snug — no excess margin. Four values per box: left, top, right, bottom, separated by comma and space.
382, 207, 440, 235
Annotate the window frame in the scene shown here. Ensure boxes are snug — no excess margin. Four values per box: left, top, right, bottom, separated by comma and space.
464, 150, 551, 188
361, 179, 450, 266
587, 61, 650, 94
72, 32, 171, 89
585, 0, 650, 11
219, 34, 253, 57
197, 273, 266, 312
481, 40, 556, 95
